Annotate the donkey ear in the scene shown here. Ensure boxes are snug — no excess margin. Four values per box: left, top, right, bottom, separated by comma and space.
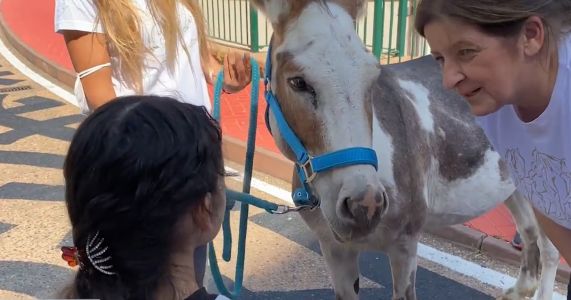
354, 0, 367, 18
250, 0, 292, 25
335, 0, 367, 19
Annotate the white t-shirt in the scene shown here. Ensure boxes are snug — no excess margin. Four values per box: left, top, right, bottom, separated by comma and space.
477, 34, 571, 229
54, 0, 211, 112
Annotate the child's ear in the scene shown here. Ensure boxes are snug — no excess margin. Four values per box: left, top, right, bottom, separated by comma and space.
193, 193, 213, 231
203, 192, 214, 212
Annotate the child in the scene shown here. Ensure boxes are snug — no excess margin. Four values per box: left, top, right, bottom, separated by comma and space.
55, 0, 252, 112
59, 95, 229, 300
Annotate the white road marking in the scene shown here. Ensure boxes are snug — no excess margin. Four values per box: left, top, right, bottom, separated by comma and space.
0, 35, 77, 106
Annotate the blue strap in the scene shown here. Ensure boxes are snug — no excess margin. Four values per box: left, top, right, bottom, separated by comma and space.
264, 91, 309, 163
292, 188, 311, 205
264, 39, 273, 86
296, 148, 378, 183
264, 42, 308, 163
312, 147, 378, 172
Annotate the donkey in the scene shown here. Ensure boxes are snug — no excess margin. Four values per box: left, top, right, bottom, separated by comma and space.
249, 1, 560, 299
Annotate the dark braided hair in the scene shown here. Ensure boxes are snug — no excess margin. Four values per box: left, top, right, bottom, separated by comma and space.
61, 95, 224, 299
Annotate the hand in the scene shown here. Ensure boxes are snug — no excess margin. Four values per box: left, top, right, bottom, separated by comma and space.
222, 51, 252, 93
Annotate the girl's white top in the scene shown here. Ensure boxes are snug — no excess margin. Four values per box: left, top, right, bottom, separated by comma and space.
55, 0, 211, 113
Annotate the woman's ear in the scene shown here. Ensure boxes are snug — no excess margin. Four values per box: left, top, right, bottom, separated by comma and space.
521, 16, 546, 57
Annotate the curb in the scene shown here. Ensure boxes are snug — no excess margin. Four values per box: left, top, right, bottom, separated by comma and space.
1, 11, 569, 284
425, 225, 571, 283
0, 10, 76, 89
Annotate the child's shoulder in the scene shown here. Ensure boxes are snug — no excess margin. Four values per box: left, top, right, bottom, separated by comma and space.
185, 287, 231, 300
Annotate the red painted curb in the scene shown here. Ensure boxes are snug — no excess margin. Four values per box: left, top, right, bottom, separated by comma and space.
0, 7, 75, 88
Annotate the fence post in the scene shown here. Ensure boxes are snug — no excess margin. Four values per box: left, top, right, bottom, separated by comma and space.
371, 0, 384, 59
396, 0, 408, 57
249, 6, 259, 52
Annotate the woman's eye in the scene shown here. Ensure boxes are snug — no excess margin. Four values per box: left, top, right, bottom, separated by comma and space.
458, 49, 476, 57
288, 77, 315, 95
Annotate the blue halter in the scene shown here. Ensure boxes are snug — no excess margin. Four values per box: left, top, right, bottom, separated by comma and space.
263, 43, 379, 208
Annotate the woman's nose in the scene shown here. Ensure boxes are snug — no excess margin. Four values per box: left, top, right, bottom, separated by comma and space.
442, 62, 465, 90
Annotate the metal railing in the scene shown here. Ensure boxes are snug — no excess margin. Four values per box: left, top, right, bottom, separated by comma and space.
199, 0, 430, 63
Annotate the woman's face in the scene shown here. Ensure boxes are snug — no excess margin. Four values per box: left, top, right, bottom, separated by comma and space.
424, 19, 527, 116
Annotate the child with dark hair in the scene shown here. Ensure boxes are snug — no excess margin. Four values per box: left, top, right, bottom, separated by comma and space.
59, 95, 229, 300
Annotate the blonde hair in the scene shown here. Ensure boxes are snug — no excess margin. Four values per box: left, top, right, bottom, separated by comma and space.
94, 0, 210, 92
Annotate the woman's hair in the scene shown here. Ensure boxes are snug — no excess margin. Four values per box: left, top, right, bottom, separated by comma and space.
415, 0, 571, 46
94, 0, 211, 92
61, 95, 224, 299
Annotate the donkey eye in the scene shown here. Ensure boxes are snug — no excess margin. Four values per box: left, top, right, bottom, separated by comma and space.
288, 77, 315, 95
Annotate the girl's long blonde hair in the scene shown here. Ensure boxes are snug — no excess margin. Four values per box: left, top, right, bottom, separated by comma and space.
94, 0, 210, 92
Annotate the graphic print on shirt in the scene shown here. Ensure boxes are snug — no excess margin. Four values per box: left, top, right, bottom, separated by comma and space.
505, 148, 571, 226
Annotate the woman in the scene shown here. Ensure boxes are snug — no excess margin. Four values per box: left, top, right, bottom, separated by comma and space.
60, 96, 229, 299
54, 0, 252, 113
414, 0, 571, 293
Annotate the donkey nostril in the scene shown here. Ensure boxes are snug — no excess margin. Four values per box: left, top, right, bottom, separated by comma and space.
342, 197, 354, 218
380, 191, 389, 213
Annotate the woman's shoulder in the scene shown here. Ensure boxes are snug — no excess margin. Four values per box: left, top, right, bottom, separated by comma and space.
560, 33, 571, 66
557, 33, 571, 94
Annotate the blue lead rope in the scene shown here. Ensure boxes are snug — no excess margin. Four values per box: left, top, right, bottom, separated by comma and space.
209, 58, 261, 299
210, 58, 312, 299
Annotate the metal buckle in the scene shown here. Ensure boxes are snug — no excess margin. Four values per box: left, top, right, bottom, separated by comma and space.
300, 156, 316, 183
272, 204, 315, 214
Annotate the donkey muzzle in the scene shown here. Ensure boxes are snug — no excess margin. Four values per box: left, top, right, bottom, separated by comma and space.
336, 182, 388, 232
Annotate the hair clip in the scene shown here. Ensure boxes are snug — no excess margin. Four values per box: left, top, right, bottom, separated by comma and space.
86, 231, 116, 275
61, 246, 80, 267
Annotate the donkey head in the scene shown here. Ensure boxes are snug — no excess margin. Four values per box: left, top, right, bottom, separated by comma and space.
252, 0, 387, 241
